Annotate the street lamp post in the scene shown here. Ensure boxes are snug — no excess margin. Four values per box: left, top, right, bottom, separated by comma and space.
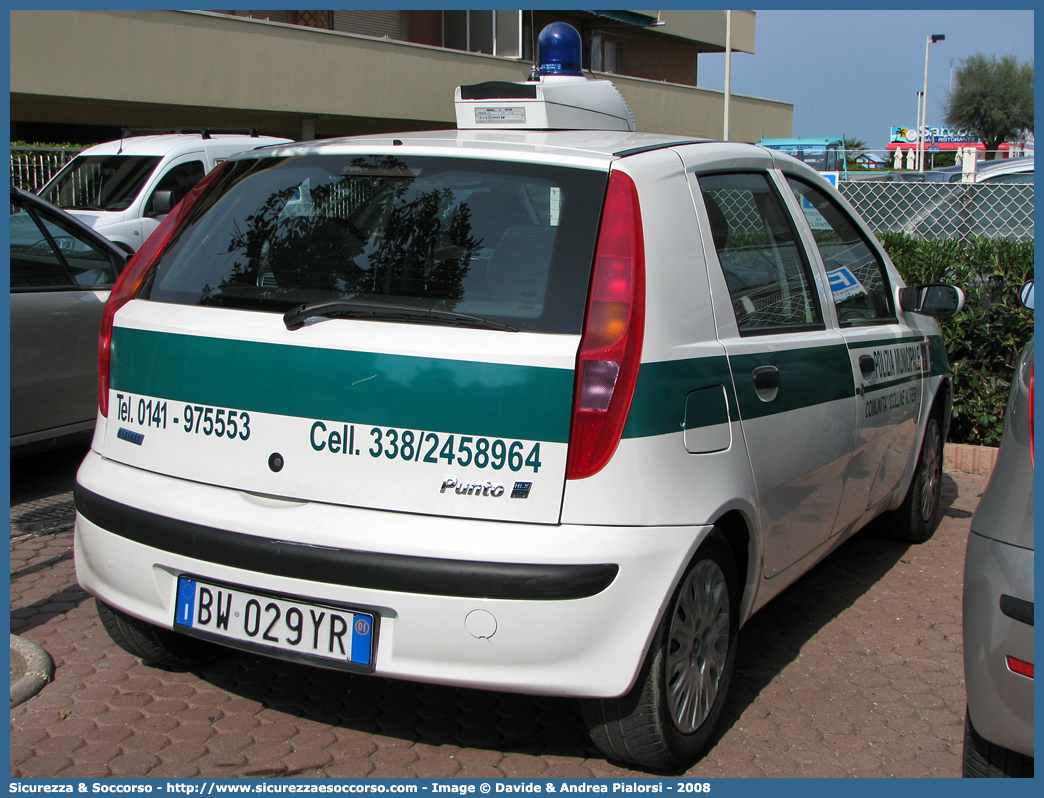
920, 33, 945, 171
915, 91, 923, 169
723, 9, 732, 141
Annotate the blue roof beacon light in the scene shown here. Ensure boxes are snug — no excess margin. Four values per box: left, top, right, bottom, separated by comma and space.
536, 22, 584, 78
453, 22, 635, 132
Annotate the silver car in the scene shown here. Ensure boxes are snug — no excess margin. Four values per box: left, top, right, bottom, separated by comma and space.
974, 156, 1033, 184
962, 281, 1034, 777
10, 184, 128, 454
924, 157, 1033, 184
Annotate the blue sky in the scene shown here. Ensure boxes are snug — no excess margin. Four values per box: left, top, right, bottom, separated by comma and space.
697, 8, 1035, 152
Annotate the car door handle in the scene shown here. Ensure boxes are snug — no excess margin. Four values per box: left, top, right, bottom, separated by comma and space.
752, 365, 780, 391
859, 355, 876, 377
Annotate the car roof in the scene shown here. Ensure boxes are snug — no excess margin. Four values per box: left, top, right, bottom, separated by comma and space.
975, 157, 1033, 183
10, 183, 125, 258
976, 157, 1033, 174
78, 133, 291, 157
224, 129, 784, 170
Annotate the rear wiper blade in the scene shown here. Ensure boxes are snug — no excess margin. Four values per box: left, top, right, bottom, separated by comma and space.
283, 299, 517, 332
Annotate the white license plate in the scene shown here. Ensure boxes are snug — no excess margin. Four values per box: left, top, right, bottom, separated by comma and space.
174, 576, 376, 672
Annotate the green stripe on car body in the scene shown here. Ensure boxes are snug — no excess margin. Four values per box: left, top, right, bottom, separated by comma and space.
625, 343, 855, 437
728, 344, 855, 422
850, 333, 928, 349
623, 356, 735, 439
111, 327, 576, 443
112, 327, 950, 447
848, 332, 950, 377
867, 372, 924, 394
927, 335, 950, 377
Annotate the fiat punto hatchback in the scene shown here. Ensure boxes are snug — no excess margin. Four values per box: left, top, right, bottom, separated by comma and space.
75, 24, 964, 770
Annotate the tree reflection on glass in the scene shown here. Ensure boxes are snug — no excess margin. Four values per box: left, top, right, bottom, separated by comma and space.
209, 156, 480, 310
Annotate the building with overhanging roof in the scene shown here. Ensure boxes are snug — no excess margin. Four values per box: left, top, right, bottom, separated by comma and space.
11, 9, 793, 144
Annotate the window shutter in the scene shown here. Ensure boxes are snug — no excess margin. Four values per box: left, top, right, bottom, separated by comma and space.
332, 10, 404, 40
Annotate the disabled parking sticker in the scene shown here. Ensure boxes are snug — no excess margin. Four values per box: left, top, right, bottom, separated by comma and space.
827, 266, 868, 302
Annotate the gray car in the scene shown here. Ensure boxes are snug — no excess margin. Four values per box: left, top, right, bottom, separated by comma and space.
10, 184, 128, 454
924, 157, 1034, 184
974, 156, 1034, 184
962, 280, 1034, 777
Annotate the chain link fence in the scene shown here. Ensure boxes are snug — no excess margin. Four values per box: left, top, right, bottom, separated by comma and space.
706, 180, 1033, 244
680, 177, 1032, 245
839, 181, 1033, 244
9, 147, 1033, 244
10, 147, 82, 193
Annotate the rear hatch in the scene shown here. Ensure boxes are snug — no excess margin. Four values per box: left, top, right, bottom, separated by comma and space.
98, 150, 609, 524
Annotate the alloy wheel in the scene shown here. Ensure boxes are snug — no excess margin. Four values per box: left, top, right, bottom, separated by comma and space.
920, 418, 942, 523
666, 558, 730, 734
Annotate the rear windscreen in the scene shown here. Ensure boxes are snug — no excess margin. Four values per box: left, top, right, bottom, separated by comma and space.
144, 154, 608, 334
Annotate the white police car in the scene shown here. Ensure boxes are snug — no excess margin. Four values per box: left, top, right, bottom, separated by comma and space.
75, 24, 963, 770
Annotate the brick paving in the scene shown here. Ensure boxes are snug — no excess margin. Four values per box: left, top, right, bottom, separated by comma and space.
10, 445, 986, 778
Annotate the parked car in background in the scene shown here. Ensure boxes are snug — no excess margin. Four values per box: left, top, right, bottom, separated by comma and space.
897, 156, 1034, 240
10, 184, 128, 454
974, 157, 1034, 184
73, 24, 966, 771
922, 165, 963, 183
924, 157, 1034, 184
962, 280, 1034, 778
36, 130, 291, 253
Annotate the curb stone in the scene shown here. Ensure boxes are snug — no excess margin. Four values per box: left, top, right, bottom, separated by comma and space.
10, 634, 54, 707
944, 443, 999, 476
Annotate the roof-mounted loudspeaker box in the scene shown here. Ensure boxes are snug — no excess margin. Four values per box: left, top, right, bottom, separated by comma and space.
454, 22, 636, 132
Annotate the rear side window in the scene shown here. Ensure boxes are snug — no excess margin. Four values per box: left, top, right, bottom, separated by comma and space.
785, 177, 895, 325
147, 160, 206, 214
981, 172, 1033, 184
145, 155, 607, 333
698, 172, 823, 335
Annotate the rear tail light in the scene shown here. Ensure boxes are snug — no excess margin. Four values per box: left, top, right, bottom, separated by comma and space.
1006, 655, 1034, 679
98, 163, 228, 417
567, 170, 645, 479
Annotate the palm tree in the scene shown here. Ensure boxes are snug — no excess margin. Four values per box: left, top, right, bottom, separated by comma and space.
844, 137, 867, 169
843, 137, 867, 154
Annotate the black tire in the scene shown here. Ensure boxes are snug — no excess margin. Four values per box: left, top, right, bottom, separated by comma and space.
963, 709, 1035, 777
886, 411, 944, 543
96, 599, 224, 671
582, 533, 739, 771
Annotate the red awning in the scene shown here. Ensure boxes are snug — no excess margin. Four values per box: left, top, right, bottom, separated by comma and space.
886, 141, 985, 151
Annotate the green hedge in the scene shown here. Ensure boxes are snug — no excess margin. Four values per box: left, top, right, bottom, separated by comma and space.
11, 141, 90, 150
879, 232, 1034, 446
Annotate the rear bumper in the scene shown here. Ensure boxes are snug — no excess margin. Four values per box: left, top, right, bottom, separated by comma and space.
74, 450, 708, 698
962, 531, 1035, 758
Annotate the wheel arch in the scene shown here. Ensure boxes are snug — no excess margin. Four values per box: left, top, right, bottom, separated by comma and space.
711, 508, 758, 626
889, 374, 952, 514
932, 374, 953, 443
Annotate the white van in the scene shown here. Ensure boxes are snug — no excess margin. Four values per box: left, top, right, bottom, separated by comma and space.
38, 130, 291, 253
74, 25, 964, 770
